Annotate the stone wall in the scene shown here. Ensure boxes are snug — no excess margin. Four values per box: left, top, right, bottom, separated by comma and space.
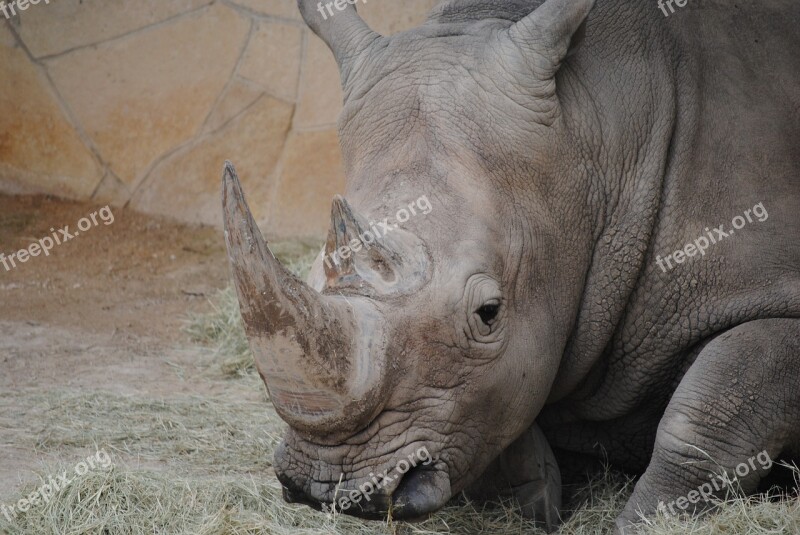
0, 0, 439, 238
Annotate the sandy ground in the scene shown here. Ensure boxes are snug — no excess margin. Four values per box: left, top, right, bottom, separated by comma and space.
0, 194, 251, 503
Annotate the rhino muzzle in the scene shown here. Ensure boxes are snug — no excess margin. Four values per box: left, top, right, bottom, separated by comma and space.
274, 432, 452, 520
222, 161, 389, 436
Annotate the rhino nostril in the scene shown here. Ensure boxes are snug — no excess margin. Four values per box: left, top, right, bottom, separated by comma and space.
281, 485, 302, 504
391, 465, 451, 519
278, 474, 323, 510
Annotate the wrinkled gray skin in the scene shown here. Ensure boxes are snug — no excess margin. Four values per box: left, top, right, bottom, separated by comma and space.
229, 0, 800, 531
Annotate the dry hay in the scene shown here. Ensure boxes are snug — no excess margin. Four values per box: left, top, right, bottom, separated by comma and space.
4, 241, 799, 534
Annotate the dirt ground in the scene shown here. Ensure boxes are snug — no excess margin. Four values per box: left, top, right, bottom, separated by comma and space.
0, 194, 251, 503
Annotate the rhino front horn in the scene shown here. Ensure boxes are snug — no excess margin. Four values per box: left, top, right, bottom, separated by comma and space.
222, 161, 388, 436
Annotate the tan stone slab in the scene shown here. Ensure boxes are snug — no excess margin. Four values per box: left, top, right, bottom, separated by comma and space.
239, 21, 303, 102
45, 3, 250, 189
267, 129, 345, 239
229, 0, 301, 20
0, 21, 14, 47
16, 0, 213, 59
129, 95, 293, 228
0, 25, 102, 199
203, 77, 266, 134
91, 172, 131, 208
293, 34, 342, 129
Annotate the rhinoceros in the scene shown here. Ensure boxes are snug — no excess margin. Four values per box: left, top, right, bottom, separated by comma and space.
221, 0, 800, 531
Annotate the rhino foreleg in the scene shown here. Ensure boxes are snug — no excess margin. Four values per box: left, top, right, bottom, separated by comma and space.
466, 423, 562, 532
616, 318, 800, 533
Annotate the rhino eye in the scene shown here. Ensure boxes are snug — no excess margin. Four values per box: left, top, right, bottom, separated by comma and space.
476, 304, 500, 326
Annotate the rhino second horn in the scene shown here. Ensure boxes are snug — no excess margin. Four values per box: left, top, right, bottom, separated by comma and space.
324, 195, 431, 295
222, 161, 387, 436
324, 195, 403, 287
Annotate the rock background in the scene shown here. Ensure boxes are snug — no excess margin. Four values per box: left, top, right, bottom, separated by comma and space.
0, 0, 438, 238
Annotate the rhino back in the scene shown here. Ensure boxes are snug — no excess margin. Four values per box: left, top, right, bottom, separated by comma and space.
616, 0, 800, 402
527, 0, 800, 466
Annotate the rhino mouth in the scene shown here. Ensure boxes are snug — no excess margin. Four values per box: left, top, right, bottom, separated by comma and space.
275, 437, 452, 520
278, 465, 451, 520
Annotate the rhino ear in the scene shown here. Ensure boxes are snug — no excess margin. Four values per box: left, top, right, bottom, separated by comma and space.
297, 0, 382, 85
508, 0, 595, 80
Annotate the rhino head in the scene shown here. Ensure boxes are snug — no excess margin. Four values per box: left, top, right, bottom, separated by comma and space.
224, 0, 597, 522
